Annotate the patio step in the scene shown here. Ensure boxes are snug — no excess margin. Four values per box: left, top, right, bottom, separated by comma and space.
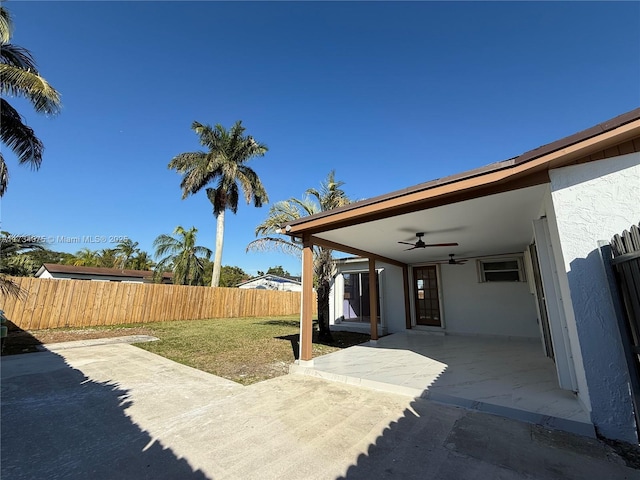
289, 364, 596, 439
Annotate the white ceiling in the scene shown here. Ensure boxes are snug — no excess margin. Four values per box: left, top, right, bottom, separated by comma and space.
315, 183, 550, 264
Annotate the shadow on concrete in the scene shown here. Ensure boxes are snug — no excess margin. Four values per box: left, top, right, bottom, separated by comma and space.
1, 348, 209, 479
1, 318, 42, 356
336, 397, 636, 479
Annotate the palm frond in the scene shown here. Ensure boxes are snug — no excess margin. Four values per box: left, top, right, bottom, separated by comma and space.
0, 6, 14, 44
0, 64, 61, 115
0, 233, 44, 257
237, 166, 269, 206
253, 200, 305, 236
0, 153, 8, 197
289, 195, 320, 216
0, 43, 37, 71
246, 236, 302, 257
0, 274, 27, 300
1, 99, 44, 170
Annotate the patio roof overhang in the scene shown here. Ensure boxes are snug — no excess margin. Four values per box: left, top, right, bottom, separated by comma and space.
284, 109, 640, 265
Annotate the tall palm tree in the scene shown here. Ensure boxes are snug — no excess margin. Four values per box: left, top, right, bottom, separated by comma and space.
153, 226, 212, 286
168, 120, 268, 287
247, 171, 350, 341
0, 5, 61, 196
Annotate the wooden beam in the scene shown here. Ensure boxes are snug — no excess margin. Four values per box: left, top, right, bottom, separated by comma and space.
300, 233, 314, 361
403, 265, 412, 329
369, 258, 378, 341
310, 235, 406, 268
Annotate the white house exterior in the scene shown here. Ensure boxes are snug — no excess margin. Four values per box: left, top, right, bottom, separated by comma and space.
237, 274, 302, 292
284, 108, 640, 443
35, 264, 172, 283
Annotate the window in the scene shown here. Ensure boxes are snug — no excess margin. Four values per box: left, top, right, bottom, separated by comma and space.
477, 257, 524, 282
341, 271, 380, 323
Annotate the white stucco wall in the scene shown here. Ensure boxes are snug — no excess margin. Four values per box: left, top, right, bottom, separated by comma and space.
549, 151, 640, 443
331, 258, 539, 338
380, 263, 407, 333
439, 261, 540, 338
540, 189, 589, 401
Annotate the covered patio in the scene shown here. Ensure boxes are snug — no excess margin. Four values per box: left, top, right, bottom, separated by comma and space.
291, 331, 594, 438
283, 109, 640, 442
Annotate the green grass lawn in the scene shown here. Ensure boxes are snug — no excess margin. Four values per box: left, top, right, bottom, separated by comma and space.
9, 316, 370, 385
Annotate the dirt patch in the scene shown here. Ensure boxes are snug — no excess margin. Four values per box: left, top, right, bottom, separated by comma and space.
600, 437, 640, 469
2, 327, 155, 356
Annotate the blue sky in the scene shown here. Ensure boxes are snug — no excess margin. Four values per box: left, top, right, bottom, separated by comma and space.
3, 1, 639, 277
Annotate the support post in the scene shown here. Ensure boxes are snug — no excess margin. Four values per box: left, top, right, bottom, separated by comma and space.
403, 265, 412, 329
369, 258, 378, 341
300, 234, 314, 362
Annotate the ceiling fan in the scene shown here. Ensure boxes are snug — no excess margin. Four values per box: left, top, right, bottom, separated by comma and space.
398, 232, 459, 251
446, 254, 467, 265
428, 254, 469, 265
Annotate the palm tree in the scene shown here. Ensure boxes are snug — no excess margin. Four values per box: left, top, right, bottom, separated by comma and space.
130, 251, 155, 271
0, 232, 43, 298
68, 247, 99, 267
0, 5, 61, 196
96, 248, 118, 268
168, 120, 268, 287
247, 171, 350, 341
114, 239, 140, 269
153, 226, 212, 286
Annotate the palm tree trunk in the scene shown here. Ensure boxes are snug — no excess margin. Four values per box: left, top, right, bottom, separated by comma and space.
316, 279, 333, 342
211, 210, 225, 287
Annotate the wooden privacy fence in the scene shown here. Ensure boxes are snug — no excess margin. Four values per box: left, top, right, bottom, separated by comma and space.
611, 222, 640, 354
610, 221, 640, 439
1, 277, 315, 330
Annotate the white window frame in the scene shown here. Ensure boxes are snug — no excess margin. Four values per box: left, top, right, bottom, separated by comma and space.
476, 256, 525, 283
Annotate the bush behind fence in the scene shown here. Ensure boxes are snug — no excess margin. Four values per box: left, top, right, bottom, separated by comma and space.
2, 277, 314, 330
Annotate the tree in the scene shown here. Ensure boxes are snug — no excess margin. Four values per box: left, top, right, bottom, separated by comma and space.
0, 5, 61, 196
4, 247, 74, 276
130, 251, 155, 271
257, 266, 291, 277
68, 247, 99, 267
96, 248, 118, 268
219, 265, 249, 288
247, 171, 350, 341
153, 226, 212, 286
113, 239, 140, 269
0, 232, 43, 298
168, 120, 268, 287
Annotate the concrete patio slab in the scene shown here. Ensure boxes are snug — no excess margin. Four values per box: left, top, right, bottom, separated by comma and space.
1, 342, 636, 479
290, 332, 595, 438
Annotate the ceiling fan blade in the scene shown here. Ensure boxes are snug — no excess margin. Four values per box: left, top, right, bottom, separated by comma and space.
422, 242, 459, 247
404, 246, 418, 251
398, 241, 416, 246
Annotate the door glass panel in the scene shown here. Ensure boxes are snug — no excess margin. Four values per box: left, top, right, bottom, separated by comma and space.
414, 266, 441, 327
342, 272, 380, 323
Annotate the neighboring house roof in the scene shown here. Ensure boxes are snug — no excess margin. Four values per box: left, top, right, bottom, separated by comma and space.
36, 263, 172, 281
284, 108, 640, 236
236, 274, 302, 287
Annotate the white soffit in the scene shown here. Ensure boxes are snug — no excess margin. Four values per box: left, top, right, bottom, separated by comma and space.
315, 183, 549, 263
